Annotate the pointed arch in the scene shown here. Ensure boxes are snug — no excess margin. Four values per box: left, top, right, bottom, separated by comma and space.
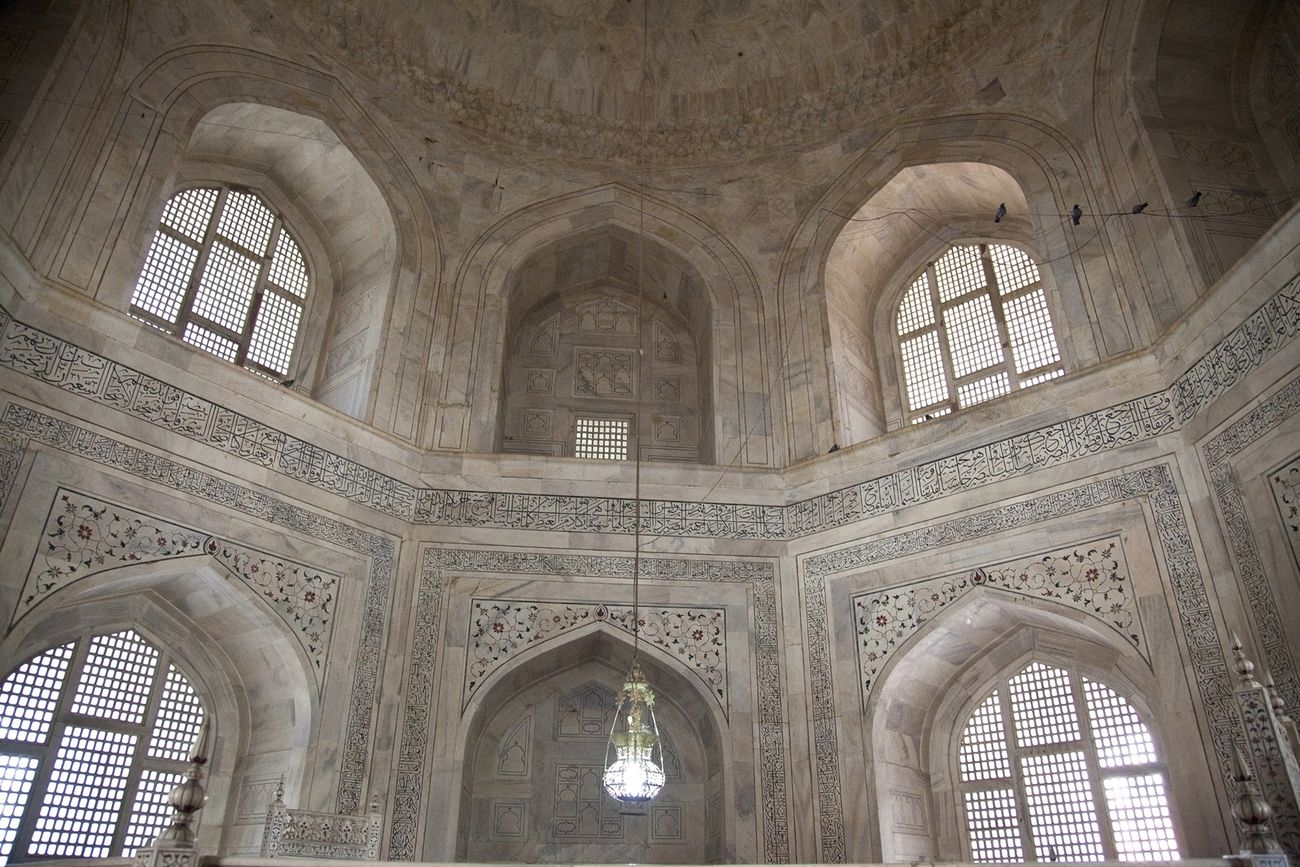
50, 43, 442, 439
436, 183, 775, 466
776, 114, 1133, 459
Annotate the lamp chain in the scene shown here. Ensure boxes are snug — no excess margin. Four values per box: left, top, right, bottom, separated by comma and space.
630, 0, 651, 661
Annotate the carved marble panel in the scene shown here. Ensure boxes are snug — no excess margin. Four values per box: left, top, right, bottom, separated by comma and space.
21, 489, 339, 673
0, 409, 396, 817
1270, 454, 1300, 574
497, 715, 531, 777
489, 801, 527, 841
653, 322, 680, 362
553, 764, 622, 840
890, 791, 927, 834
573, 347, 634, 398
853, 537, 1142, 698
520, 410, 551, 439
577, 299, 636, 335
804, 465, 1236, 862
555, 683, 615, 739
650, 805, 682, 841
391, 549, 787, 863
525, 369, 554, 396
654, 376, 680, 401
653, 417, 682, 443
466, 599, 726, 710
529, 316, 558, 355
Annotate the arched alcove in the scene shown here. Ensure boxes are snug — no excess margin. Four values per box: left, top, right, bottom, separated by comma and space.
864, 590, 1184, 862
40, 43, 443, 440
777, 117, 1121, 461
437, 183, 774, 467
822, 162, 1082, 438
0, 561, 317, 856
497, 227, 712, 462
450, 629, 727, 863
1095, 0, 1299, 317
178, 102, 397, 417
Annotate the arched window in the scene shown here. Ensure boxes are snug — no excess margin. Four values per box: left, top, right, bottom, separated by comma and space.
957, 661, 1179, 862
897, 243, 1064, 423
130, 185, 309, 379
0, 629, 206, 863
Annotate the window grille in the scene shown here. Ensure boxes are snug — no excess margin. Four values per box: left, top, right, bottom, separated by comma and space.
957, 661, 1180, 862
130, 185, 309, 379
0, 630, 205, 863
897, 243, 1064, 423
574, 417, 631, 460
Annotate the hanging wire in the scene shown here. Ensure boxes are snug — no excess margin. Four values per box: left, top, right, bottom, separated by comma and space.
629, 0, 652, 663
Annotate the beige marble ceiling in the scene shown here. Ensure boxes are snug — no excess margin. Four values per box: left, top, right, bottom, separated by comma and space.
277, 0, 1056, 164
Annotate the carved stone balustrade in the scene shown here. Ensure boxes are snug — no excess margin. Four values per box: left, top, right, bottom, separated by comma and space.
1233, 637, 1300, 858
261, 783, 382, 861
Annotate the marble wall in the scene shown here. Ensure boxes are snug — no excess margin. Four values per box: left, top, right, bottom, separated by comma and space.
0, 1, 1298, 863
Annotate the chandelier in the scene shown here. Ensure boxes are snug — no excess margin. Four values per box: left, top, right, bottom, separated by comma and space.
603, 0, 665, 808
603, 658, 665, 804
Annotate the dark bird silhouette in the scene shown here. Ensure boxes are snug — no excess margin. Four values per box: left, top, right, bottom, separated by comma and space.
994, 202, 1006, 223
1132, 201, 1149, 214
1071, 204, 1083, 225
1186, 190, 1202, 207
280, 378, 295, 387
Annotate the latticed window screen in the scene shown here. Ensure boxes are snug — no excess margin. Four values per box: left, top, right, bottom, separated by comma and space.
897, 243, 1064, 423
574, 417, 631, 460
0, 630, 205, 863
130, 185, 309, 378
958, 662, 1180, 862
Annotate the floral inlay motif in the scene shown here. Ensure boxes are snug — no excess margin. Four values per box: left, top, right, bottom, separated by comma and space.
853, 538, 1140, 697
21, 490, 337, 672
1271, 455, 1300, 573
466, 599, 725, 710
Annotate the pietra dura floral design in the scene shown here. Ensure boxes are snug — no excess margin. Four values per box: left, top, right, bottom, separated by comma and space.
853, 538, 1139, 699
23, 489, 338, 672
466, 599, 726, 709
1271, 455, 1300, 570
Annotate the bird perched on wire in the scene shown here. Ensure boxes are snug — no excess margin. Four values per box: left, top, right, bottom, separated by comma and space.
1071, 204, 1083, 225
1132, 202, 1149, 214
994, 203, 1007, 223
1186, 191, 1202, 207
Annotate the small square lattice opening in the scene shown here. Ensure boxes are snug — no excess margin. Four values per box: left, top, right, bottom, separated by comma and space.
574, 418, 630, 461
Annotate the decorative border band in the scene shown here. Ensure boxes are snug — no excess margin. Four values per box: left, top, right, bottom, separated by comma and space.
0, 403, 396, 816
387, 548, 788, 863
0, 270, 1294, 541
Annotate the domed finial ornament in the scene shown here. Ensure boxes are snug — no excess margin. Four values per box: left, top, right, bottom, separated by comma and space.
156, 719, 211, 847
602, 659, 665, 806
1231, 744, 1281, 854
1233, 634, 1264, 689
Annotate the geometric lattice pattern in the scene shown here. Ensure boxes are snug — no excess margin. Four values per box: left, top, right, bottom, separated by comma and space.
0, 756, 39, 860
896, 243, 1064, 423
130, 185, 308, 378
1083, 678, 1157, 768
1102, 773, 1180, 860
573, 417, 630, 461
121, 769, 186, 853
0, 644, 73, 743
147, 666, 205, 762
957, 662, 1179, 862
29, 726, 138, 858
0, 630, 205, 861
964, 788, 1024, 862
70, 631, 160, 726
1008, 663, 1080, 748
958, 690, 1011, 782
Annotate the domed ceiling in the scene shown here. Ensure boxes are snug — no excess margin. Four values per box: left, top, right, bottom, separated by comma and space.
281, 0, 1048, 164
